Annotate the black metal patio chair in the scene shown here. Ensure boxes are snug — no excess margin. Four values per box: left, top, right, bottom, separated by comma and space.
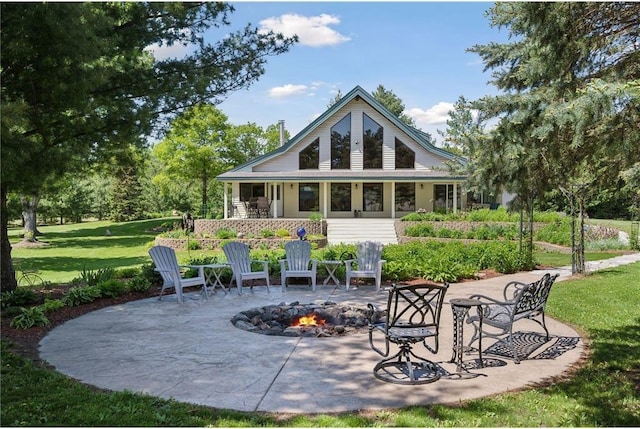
367, 282, 449, 384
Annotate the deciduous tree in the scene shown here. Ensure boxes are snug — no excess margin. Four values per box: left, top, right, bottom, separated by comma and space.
1, 2, 296, 291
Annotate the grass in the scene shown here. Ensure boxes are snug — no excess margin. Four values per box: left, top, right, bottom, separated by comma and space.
8, 218, 176, 284
2, 262, 639, 426
2, 218, 639, 426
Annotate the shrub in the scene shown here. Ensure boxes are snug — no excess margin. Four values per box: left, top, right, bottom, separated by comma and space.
80, 267, 116, 287
41, 298, 65, 313
139, 262, 162, 286
10, 306, 50, 329
62, 286, 101, 306
276, 228, 290, 238
260, 229, 275, 238
115, 267, 140, 279
126, 276, 151, 292
97, 279, 127, 298
215, 228, 236, 239
405, 223, 435, 237
1, 288, 38, 310
309, 212, 323, 221
187, 239, 201, 250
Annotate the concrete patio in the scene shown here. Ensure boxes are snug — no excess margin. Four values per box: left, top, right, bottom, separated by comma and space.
39, 260, 624, 414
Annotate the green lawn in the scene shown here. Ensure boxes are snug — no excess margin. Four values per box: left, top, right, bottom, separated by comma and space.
8, 218, 177, 284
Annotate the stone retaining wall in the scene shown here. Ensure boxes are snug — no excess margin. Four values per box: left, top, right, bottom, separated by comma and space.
155, 219, 327, 250
195, 219, 326, 236
154, 236, 327, 251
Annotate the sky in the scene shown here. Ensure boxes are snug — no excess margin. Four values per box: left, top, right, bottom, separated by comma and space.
154, 1, 511, 144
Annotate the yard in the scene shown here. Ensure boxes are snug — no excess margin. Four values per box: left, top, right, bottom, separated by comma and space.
2, 218, 639, 426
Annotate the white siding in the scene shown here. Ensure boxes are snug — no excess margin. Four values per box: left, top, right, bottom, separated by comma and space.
251, 98, 450, 174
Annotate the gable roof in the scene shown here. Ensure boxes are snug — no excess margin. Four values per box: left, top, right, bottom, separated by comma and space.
218, 85, 465, 179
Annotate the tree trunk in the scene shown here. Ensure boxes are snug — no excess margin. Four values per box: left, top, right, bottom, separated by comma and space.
20, 194, 40, 241
201, 174, 208, 218
576, 194, 586, 274
1, 184, 17, 292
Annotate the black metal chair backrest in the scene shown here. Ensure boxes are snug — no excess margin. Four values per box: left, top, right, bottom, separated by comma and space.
382, 283, 448, 352
511, 273, 559, 316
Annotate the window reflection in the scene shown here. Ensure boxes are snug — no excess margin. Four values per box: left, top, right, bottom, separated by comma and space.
331, 114, 351, 169
363, 183, 383, 212
395, 183, 415, 211
299, 138, 319, 169
363, 113, 383, 169
331, 183, 351, 211
298, 183, 319, 212
395, 138, 415, 169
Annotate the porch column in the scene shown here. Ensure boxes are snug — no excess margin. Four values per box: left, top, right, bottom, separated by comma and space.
223, 182, 228, 219
453, 182, 458, 214
323, 182, 328, 219
272, 183, 278, 218
391, 181, 396, 219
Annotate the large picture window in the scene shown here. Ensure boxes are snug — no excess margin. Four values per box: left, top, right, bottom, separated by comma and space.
331, 114, 351, 169
395, 183, 415, 211
363, 113, 383, 169
330, 183, 351, 212
298, 183, 319, 212
299, 138, 319, 169
363, 183, 383, 212
395, 138, 415, 169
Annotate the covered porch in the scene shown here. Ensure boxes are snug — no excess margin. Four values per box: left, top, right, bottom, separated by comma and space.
220, 176, 470, 219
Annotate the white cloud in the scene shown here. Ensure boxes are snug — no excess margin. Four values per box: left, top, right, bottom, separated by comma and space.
268, 84, 309, 98
406, 102, 455, 126
259, 13, 350, 47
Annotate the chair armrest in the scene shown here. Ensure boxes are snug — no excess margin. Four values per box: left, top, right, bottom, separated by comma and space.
309, 259, 318, 270
279, 260, 287, 270
468, 293, 515, 306
503, 280, 529, 300
366, 303, 383, 324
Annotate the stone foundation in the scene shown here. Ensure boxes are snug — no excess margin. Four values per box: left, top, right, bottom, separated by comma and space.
155, 218, 327, 250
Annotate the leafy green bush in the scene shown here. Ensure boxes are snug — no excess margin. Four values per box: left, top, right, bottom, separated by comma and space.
405, 223, 435, 237
534, 219, 572, 246
276, 228, 291, 238
215, 228, 236, 239
96, 279, 127, 298
187, 239, 201, 250
126, 276, 152, 292
139, 262, 162, 286
10, 306, 49, 329
79, 267, 116, 287
62, 286, 101, 307
309, 212, 323, 221
1, 288, 38, 309
41, 298, 65, 313
115, 267, 140, 279
260, 229, 275, 238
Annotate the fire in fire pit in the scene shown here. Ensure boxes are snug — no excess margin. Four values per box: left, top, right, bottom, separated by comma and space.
293, 313, 326, 327
231, 301, 385, 337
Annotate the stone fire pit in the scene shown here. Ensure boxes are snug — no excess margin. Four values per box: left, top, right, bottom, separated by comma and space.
231, 301, 386, 337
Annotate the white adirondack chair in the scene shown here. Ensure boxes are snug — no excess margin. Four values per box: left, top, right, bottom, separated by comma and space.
222, 242, 270, 294
345, 241, 386, 291
279, 240, 318, 292
148, 245, 206, 303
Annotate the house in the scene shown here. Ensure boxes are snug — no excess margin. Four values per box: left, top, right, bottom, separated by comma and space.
217, 85, 506, 219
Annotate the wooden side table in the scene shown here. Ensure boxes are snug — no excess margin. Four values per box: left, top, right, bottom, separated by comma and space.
320, 260, 343, 287
450, 298, 484, 372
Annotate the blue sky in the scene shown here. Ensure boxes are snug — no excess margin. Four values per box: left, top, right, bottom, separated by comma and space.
154, 2, 510, 144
